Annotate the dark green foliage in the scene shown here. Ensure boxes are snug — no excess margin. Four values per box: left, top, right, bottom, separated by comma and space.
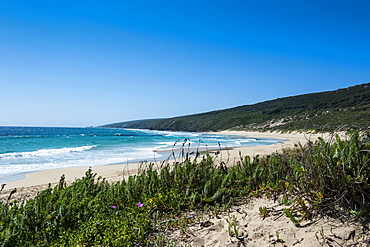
0, 130, 369, 245
102, 83, 370, 132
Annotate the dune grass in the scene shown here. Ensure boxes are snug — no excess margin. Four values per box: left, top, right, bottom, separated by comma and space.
0, 130, 369, 246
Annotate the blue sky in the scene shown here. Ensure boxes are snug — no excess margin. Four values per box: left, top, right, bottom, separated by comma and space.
1, 1, 369, 127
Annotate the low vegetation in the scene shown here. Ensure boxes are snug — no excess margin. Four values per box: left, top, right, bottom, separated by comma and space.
0, 130, 369, 246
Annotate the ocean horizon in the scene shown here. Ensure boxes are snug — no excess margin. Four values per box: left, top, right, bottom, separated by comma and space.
0, 126, 281, 183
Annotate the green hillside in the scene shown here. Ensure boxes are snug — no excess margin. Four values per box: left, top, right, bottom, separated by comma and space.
102, 83, 370, 132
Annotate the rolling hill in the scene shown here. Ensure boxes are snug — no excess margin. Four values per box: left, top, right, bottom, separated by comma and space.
102, 83, 370, 132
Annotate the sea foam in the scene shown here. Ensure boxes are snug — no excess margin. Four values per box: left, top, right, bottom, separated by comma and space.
0, 145, 95, 159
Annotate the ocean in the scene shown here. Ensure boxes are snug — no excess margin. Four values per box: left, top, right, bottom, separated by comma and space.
0, 126, 280, 183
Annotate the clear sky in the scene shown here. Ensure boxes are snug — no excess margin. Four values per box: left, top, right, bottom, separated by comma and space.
1, 1, 369, 127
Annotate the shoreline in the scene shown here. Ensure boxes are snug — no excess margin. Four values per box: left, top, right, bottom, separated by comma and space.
2, 130, 366, 247
1, 131, 336, 191
206, 130, 336, 161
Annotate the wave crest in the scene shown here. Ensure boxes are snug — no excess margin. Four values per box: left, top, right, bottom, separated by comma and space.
0, 145, 96, 159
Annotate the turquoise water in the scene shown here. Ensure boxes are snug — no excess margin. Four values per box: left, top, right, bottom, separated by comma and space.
0, 126, 280, 182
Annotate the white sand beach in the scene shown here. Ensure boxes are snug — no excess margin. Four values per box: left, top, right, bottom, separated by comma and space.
207, 130, 337, 162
